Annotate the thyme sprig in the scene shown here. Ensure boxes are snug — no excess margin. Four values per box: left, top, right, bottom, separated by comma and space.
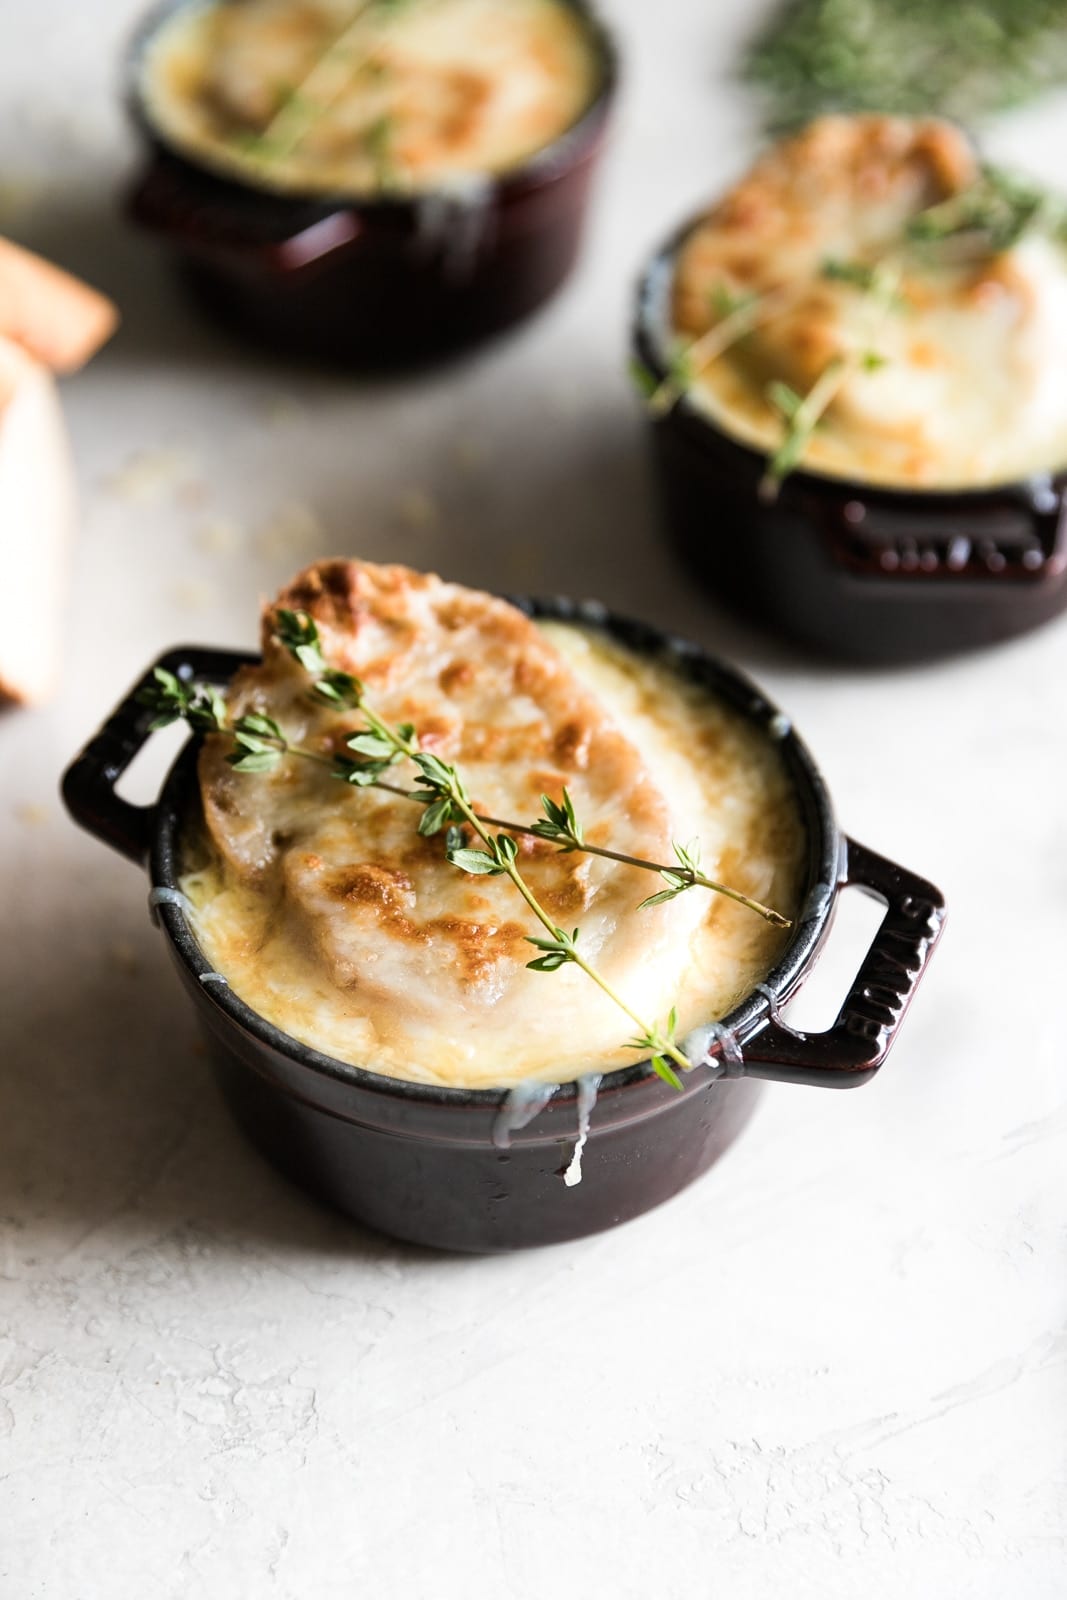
297, 606, 787, 926
141, 613, 788, 930
274, 612, 694, 1084
386, 734, 692, 1088
440, 799, 785, 923
520, 801, 788, 924
633, 283, 796, 419
744, 0, 1067, 130
138, 609, 795, 1088
905, 163, 1067, 255
238, 0, 410, 171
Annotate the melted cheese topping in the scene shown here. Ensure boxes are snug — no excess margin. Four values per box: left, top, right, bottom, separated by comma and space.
142, 0, 600, 198
180, 560, 803, 1089
671, 116, 1067, 490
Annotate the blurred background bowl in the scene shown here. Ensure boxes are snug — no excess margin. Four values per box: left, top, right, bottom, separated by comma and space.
125, 0, 618, 367
634, 221, 1067, 665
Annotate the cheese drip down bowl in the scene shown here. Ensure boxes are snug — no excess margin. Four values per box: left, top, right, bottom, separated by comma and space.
125, 0, 617, 366
62, 590, 944, 1251
632, 116, 1067, 663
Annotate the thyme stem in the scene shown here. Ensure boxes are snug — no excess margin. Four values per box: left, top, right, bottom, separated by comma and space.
760, 260, 902, 499
273, 752, 788, 927
250, 0, 384, 163
456, 814, 790, 928
447, 786, 693, 1078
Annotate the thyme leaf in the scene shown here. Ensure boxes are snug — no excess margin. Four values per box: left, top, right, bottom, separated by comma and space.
136, 668, 228, 734
762, 357, 845, 494
446, 846, 504, 876
529, 788, 585, 851
821, 257, 882, 290
626, 1007, 685, 1090
525, 926, 580, 974
274, 608, 328, 676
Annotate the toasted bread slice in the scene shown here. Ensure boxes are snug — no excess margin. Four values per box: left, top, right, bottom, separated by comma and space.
0, 237, 117, 373
0, 338, 75, 706
196, 560, 707, 1076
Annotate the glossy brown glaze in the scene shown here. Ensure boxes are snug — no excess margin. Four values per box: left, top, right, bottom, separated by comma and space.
125, 0, 617, 367
61, 603, 945, 1250
634, 230, 1067, 664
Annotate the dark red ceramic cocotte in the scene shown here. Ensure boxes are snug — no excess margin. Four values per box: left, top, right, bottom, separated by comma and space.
62, 600, 945, 1251
634, 227, 1067, 664
125, 0, 617, 365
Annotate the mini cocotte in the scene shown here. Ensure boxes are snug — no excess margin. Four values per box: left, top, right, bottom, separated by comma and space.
176, 560, 805, 1089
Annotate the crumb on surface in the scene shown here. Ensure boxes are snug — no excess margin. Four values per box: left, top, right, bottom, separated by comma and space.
109, 939, 139, 976
543, 382, 583, 418
452, 437, 487, 472
0, 175, 45, 225
194, 516, 243, 557
261, 393, 300, 426
501, 544, 547, 587
104, 448, 200, 504
176, 481, 209, 511
171, 577, 218, 611
14, 802, 49, 828
395, 487, 439, 529
254, 503, 322, 560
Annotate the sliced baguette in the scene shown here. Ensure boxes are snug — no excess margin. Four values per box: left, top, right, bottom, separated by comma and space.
0, 237, 117, 373
0, 337, 76, 706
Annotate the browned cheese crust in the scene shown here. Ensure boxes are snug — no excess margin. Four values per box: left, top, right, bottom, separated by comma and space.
197, 560, 682, 1054
675, 116, 978, 396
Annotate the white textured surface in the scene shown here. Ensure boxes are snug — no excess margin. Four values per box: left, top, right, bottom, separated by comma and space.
2, 3, 1066, 1595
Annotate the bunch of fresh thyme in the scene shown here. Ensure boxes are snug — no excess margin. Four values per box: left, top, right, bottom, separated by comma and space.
632, 163, 1067, 494
743, 0, 1067, 130
140, 609, 790, 1088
